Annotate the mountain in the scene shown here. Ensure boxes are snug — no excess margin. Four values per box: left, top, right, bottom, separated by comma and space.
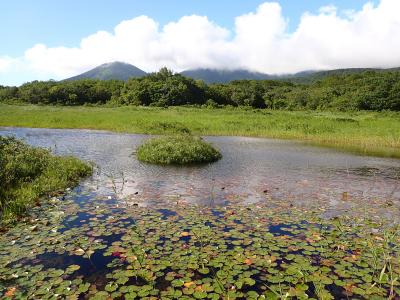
276, 67, 400, 83
66, 62, 147, 81
180, 69, 275, 84
181, 67, 400, 84
65, 62, 400, 84
286, 68, 380, 83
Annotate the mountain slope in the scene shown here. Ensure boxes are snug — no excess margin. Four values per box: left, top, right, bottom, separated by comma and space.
66, 62, 147, 81
180, 69, 275, 84
278, 67, 400, 83
181, 67, 400, 84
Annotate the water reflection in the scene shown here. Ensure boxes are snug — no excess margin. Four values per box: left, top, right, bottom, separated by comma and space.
1, 127, 399, 212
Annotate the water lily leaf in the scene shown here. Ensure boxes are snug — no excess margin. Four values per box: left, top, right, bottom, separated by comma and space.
182, 287, 195, 295
4, 287, 17, 297
198, 268, 209, 275
193, 291, 207, 299
184, 281, 196, 288
172, 279, 184, 287
91, 291, 110, 300
77, 283, 90, 294
105, 283, 118, 292
66, 264, 80, 274
73, 248, 85, 256
125, 292, 137, 300
48, 269, 64, 277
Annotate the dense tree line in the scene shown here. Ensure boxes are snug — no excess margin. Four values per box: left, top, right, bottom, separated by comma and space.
116, 68, 205, 106
0, 80, 124, 105
1, 68, 400, 111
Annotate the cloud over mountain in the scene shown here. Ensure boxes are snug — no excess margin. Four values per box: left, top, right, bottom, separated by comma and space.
1, 0, 400, 83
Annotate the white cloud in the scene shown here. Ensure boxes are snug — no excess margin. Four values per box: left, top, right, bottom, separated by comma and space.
152, 15, 232, 69
0, 56, 16, 72
2, 0, 400, 84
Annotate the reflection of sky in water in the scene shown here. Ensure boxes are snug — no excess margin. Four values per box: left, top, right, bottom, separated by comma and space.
1, 127, 399, 209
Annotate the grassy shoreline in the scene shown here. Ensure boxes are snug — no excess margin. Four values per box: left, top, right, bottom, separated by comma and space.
0, 136, 92, 225
1, 104, 399, 158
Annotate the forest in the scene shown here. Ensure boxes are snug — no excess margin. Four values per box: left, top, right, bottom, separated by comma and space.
1, 67, 400, 111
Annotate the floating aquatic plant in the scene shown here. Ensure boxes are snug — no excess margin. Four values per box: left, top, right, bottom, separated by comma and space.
1, 189, 399, 299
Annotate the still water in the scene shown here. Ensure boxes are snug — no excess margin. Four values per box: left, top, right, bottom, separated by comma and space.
1, 127, 399, 217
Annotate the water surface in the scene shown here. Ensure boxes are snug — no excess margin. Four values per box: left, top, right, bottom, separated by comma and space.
1, 127, 399, 214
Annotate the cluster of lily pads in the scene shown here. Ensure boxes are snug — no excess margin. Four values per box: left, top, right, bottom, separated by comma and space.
1, 185, 399, 300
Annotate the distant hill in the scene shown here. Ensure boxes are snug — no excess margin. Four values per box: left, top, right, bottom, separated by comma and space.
180, 68, 329, 83
180, 69, 275, 84
180, 67, 400, 84
281, 67, 400, 83
65, 62, 147, 81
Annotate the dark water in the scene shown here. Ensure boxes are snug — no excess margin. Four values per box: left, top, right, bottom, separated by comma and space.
1, 127, 399, 213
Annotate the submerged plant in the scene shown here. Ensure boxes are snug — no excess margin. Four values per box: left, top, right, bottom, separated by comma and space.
106, 171, 128, 204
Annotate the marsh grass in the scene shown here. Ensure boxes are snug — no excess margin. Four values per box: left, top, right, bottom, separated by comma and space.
136, 135, 222, 165
0, 136, 92, 225
1, 104, 399, 158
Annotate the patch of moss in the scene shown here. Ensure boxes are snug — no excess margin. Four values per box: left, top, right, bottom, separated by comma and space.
136, 135, 222, 165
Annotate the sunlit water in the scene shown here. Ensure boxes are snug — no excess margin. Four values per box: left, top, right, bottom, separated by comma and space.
1, 127, 399, 218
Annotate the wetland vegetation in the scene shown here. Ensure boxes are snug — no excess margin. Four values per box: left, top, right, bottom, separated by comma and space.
0, 136, 92, 225
1, 188, 399, 299
137, 135, 222, 165
0, 104, 399, 158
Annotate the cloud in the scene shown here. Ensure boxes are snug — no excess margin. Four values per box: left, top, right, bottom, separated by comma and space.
2, 0, 400, 84
0, 56, 16, 72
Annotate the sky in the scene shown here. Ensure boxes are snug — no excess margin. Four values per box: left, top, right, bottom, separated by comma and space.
3, 0, 400, 86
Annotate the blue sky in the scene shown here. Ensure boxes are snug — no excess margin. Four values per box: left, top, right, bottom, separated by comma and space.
3, 0, 399, 86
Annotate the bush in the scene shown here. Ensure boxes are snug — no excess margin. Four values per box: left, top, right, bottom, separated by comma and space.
136, 135, 222, 165
0, 137, 92, 224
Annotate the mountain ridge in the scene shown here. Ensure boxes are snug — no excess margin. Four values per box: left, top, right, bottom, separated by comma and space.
64, 61, 400, 84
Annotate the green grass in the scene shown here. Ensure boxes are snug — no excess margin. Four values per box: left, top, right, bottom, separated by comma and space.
0, 136, 92, 225
1, 104, 399, 158
137, 135, 222, 165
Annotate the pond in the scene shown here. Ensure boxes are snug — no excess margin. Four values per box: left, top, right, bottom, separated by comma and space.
1, 127, 400, 212
1, 127, 399, 299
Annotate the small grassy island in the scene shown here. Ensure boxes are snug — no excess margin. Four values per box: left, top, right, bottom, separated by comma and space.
137, 135, 222, 165
0, 137, 92, 225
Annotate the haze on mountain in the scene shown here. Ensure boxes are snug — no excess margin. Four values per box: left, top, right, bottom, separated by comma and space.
64, 61, 400, 84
